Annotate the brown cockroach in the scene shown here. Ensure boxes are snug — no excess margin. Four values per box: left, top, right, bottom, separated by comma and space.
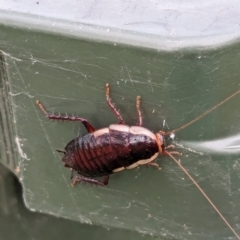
36, 84, 240, 239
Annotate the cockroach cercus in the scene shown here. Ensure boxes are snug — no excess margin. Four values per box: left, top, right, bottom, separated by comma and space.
36, 84, 240, 239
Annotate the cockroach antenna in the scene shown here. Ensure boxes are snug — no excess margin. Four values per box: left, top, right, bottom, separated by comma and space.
165, 89, 240, 135
166, 151, 240, 240
161, 87, 240, 239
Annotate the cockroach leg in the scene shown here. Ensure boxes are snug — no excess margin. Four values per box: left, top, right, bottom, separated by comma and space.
102, 175, 109, 185
165, 144, 175, 150
136, 96, 143, 126
36, 100, 95, 133
165, 151, 182, 156
71, 175, 109, 187
105, 83, 125, 124
148, 162, 162, 170
70, 169, 75, 179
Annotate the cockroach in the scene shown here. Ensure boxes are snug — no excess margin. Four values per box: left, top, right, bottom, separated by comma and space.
36, 84, 240, 239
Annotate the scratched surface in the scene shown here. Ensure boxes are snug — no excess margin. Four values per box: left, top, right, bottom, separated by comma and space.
1, 24, 240, 240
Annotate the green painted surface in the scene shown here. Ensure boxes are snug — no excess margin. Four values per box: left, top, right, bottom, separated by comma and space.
0, 165, 154, 240
1, 25, 240, 239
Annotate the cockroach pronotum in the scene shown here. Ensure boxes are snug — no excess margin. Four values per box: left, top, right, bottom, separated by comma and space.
36, 84, 240, 239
